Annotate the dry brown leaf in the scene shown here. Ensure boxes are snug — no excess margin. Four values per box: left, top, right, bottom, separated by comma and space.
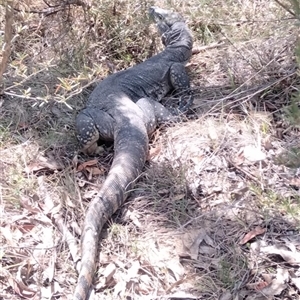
247, 280, 269, 291
3, 225, 25, 245
24, 162, 46, 173
91, 166, 104, 175
149, 145, 161, 158
204, 233, 215, 247
96, 263, 117, 290
231, 148, 245, 166
17, 223, 36, 234
138, 274, 152, 294
77, 159, 98, 172
262, 135, 273, 150
53, 213, 80, 272
190, 154, 204, 165
230, 186, 249, 201
260, 244, 300, 264
177, 229, 210, 259
189, 229, 207, 260
10, 265, 39, 299
24, 155, 63, 173
165, 276, 188, 293
239, 226, 266, 245
258, 268, 288, 296
85, 166, 104, 176
167, 258, 184, 281
20, 196, 41, 214
99, 251, 112, 265
102, 262, 117, 283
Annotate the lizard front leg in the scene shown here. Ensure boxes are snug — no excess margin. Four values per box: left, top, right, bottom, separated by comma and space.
169, 63, 193, 111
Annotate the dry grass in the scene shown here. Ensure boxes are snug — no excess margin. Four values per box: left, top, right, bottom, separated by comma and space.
1, 0, 300, 299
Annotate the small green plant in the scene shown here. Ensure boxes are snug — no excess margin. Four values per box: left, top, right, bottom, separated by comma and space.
274, 1, 300, 127
275, 145, 300, 168
0, 124, 11, 147
250, 184, 300, 222
171, 196, 191, 225
281, 196, 300, 220
217, 259, 234, 289
284, 93, 300, 126
109, 223, 124, 237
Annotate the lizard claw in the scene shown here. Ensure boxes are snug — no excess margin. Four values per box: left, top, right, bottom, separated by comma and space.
178, 94, 193, 112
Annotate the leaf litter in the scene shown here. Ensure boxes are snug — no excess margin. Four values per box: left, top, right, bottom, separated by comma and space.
1, 0, 300, 299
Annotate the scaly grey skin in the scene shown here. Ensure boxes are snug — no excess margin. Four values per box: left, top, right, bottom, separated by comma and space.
73, 6, 193, 300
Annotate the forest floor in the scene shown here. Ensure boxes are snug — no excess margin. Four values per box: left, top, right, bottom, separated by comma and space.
1, 1, 300, 299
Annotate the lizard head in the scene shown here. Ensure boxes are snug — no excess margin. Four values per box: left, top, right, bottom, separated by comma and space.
148, 6, 192, 50
149, 6, 184, 36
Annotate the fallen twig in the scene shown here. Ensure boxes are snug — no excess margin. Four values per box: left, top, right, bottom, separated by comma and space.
192, 39, 226, 55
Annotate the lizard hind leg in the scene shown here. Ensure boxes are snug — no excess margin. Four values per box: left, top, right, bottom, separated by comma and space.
76, 108, 115, 155
136, 97, 177, 135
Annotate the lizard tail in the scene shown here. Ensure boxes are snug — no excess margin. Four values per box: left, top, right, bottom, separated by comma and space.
73, 123, 148, 300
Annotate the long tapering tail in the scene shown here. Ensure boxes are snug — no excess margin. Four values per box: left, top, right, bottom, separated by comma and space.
73, 122, 148, 300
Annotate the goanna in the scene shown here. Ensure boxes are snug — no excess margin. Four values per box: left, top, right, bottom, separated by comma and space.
74, 6, 193, 300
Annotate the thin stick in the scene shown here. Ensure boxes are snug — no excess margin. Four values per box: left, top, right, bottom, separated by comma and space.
0, 1, 13, 85
192, 40, 226, 55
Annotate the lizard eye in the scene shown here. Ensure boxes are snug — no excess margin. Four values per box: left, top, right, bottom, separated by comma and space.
157, 14, 163, 20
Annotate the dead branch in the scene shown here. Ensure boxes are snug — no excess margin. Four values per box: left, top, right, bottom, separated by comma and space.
192, 39, 226, 55
0, 1, 13, 87
13, 0, 88, 16
274, 0, 297, 18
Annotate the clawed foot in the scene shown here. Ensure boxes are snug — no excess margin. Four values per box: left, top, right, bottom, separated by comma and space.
178, 94, 193, 112
82, 142, 104, 156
